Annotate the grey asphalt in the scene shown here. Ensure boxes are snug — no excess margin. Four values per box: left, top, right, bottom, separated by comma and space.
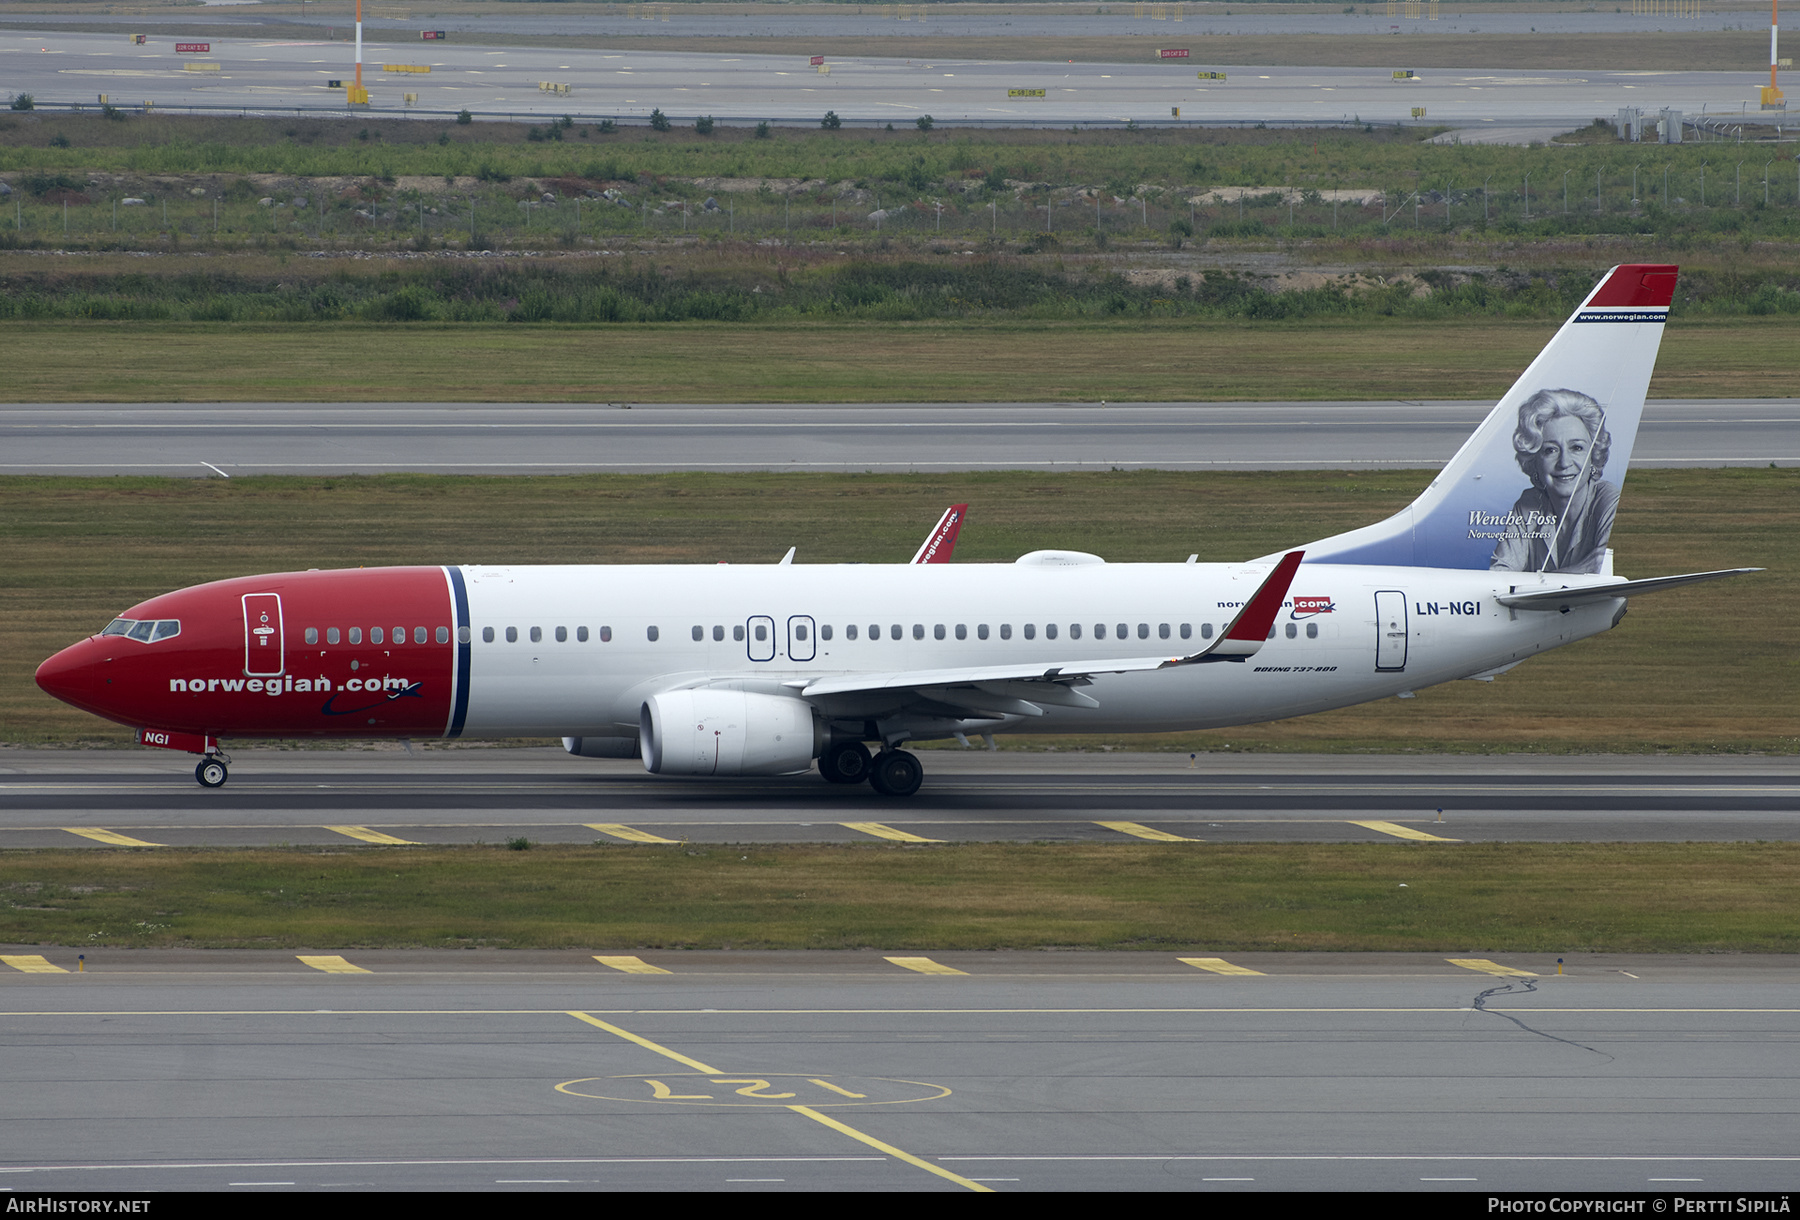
0, 956, 1794, 1192
4, 24, 1785, 128
4, 748, 1795, 847
2, 399, 1795, 475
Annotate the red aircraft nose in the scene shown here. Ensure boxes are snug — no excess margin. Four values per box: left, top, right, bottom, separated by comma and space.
36, 638, 118, 721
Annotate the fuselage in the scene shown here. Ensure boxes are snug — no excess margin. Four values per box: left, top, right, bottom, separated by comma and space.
34, 561, 1623, 746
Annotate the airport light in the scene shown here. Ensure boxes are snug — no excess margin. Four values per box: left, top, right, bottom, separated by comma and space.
1563, 169, 1573, 213
1766, 159, 1774, 204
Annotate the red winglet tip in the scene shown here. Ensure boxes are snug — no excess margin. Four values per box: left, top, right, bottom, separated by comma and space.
1225, 550, 1305, 642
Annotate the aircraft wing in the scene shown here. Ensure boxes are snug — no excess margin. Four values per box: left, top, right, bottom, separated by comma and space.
1496, 567, 1761, 611
788, 552, 1304, 718
912, 504, 969, 564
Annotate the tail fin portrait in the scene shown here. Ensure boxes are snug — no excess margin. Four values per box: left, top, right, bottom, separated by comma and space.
1298, 264, 1678, 573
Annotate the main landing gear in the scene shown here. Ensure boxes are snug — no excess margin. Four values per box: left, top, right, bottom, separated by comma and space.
819, 741, 923, 797
194, 755, 229, 788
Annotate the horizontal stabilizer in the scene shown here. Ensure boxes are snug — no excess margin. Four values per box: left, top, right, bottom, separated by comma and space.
1496, 567, 1761, 611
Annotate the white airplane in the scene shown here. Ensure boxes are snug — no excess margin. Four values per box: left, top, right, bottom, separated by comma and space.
35, 264, 1755, 795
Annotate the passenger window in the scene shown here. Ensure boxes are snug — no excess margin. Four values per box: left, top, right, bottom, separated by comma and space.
327, 628, 340, 645
999, 624, 1011, 640
305, 627, 319, 645
482, 627, 494, 643
506, 627, 518, 643
932, 624, 944, 640
913, 624, 925, 640
1201, 623, 1214, 640
530, 626, 542, 643
1094, 623, 1106, 640
734, 625, 745, 642
1159, 623, 1170, 640
691, 625, 704, 642
437, 626, 450, 644
890, 624, 902, 640
557, 626, 569, 642
1023, 624, 1035, 640
977, 624, 989, 640
349, 628, 362, 645
1306, 622, 1319, 639
647, 626, 660, 642
955, 624, 967, 640
754, 624, 767, 642
821, 625, 832, 641
457, 627, 470, 644
371, 627, 384, 644
1046, 624, 1058, 640
1285, 622, 1297, 639
1119, 623, 1129, 639
600, 626, 613, 642
712, 625, 724, 641
1138, 623, 1149, 639
578, 626, 589, 642
393, 626, 404, 645
796, 625, 809, 641
1180, 623, 1192, 639
414, 627, 427, 644
847, 624, 859, 640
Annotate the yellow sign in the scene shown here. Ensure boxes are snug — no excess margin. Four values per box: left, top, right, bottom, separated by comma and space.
382, 63, 431, 74
1008, 88, 1046, 98
1197, 70, 1227, 81
1393, 69, 1416, 80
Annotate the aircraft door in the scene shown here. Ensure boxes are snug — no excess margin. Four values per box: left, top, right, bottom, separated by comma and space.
243, 593, 285, 677
788, 615, 816, 662
745, 615, 776, 662
1374, 590, 1407, 672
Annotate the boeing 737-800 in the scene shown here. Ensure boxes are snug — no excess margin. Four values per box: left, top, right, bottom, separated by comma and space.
35, 265, 1754, 796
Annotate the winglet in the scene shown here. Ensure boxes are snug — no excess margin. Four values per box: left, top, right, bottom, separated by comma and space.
1171, 551, 1304, 664
912, 504, 969, 564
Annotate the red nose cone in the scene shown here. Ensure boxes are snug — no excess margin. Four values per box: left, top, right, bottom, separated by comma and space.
36, 638, 114, 720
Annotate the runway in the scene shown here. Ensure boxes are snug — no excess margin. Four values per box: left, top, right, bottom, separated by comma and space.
0, 953, 1795, 1192
3, 399, 1795, 475
3, 25, 1780, 128
4, 749, 1795, 847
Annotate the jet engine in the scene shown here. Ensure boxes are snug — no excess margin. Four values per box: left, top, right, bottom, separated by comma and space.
639, 689, 822, 776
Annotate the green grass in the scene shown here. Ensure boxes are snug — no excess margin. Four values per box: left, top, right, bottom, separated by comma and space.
3, 316, 1798, 402
6, 468, 1794, 752
3, 842, 1795, 953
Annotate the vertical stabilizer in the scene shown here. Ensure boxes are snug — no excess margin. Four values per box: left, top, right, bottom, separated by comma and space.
1293, 264, 1676, 573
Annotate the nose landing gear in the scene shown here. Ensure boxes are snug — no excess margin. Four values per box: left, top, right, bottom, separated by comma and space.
195, 755, 229, 788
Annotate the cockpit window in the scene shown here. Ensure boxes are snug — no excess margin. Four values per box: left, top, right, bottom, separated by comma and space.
103, 618, 181, 642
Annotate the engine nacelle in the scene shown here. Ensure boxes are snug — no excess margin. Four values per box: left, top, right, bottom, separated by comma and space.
562, 735, 640, 759
639, 689, 822, 776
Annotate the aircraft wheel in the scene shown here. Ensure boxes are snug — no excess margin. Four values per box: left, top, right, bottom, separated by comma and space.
195, 758, 228, 789
820, 741, 872, 785
868, 749, 923, 798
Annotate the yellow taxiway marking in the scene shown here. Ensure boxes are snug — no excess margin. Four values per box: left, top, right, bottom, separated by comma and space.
790, 1105, 992, 1192
587, 823, 679, 844
1349, 820, 1461, 842
63, 827, 162, 847
1448, 958, 1539, 978
568, 1011, 723, 1073
1179, 957, 1266, 976
1097, 820, 1197, 842
885, 956, 968, 976
566, 1012, 988, 1193
842, 822, 943, 843
297, 955, 372, 974
1, 955, 67, 974
594, 955, 672, 975
325, 825, 418, 845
